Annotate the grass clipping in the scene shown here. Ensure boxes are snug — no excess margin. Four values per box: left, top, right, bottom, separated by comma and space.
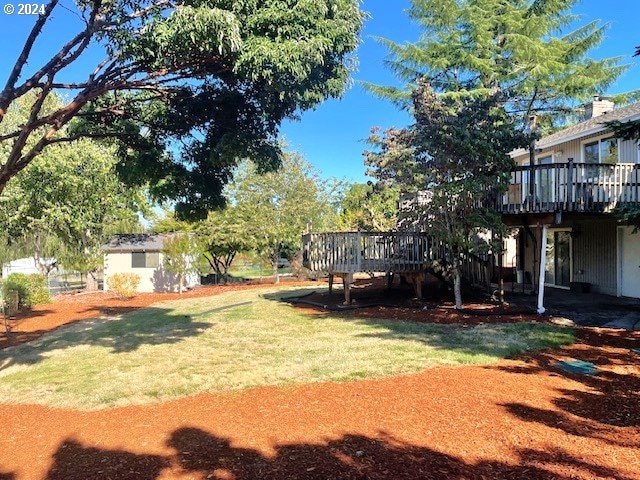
0, 287, 574, 409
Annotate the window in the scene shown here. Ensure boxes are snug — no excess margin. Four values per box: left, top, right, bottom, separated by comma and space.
131, 252, 160, 268
583, 137, 618, 165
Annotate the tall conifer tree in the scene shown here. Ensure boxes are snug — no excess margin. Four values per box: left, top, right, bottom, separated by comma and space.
369, 0, 637, 129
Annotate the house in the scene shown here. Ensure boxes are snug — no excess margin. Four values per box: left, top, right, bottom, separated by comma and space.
102, 234, 200, 293
497, 98, 640, 311
301, 98, 639, 306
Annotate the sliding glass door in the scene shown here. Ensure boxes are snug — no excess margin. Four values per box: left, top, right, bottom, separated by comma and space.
545, 230, 571, 288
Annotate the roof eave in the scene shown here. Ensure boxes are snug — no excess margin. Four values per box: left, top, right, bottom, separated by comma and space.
509, 112, 640, 159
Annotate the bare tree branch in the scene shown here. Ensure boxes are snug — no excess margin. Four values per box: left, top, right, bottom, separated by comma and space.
0, 0, 59, 119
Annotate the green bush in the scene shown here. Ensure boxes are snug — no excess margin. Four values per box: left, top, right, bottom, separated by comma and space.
106, 273, 140, 299
1, 273, 51, 309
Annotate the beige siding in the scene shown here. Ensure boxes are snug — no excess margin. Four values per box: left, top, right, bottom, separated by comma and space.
571, 220, 617, 295
518, 220, 617, 295
514, 134, 639, 165
620, 138, 639, 163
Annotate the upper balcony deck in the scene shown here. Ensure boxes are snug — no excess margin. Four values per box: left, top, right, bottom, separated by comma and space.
497, 161, 640, 214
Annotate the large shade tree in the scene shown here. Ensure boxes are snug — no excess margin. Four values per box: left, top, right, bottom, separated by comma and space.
0, 0, 363, 218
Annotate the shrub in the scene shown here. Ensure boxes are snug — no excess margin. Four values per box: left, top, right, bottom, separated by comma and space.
1, 273, 51, 310
106, 273, 140, 299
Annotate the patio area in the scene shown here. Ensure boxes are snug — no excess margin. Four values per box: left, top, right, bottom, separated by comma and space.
506, 287, 640, 329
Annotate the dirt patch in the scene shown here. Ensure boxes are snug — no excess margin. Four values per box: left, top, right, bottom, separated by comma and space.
0, 328, 638, 480
0, 278, 311, 350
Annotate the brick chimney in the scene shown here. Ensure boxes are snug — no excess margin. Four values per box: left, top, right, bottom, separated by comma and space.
585, 96, 615, 120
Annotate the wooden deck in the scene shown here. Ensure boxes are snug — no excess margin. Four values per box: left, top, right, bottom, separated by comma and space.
302, 232, 436, 302
302, 232, 434, 275
302, 231, 491, 303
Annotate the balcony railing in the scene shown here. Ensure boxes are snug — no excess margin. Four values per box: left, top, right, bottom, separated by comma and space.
497, 161, 640, 214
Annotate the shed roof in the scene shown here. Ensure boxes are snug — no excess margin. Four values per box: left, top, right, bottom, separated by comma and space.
102, 234, 174, 252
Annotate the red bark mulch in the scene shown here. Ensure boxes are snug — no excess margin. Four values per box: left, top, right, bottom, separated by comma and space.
0, 282, 639, 479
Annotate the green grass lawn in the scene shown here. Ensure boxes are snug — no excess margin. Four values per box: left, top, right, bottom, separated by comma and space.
0, 286, 574, 410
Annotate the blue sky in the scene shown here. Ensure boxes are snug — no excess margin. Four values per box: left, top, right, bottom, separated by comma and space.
1, 0, 639, 184
282, 0, 640, 183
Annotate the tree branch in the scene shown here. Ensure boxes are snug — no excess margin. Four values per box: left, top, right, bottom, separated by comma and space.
0, 0, 59, 119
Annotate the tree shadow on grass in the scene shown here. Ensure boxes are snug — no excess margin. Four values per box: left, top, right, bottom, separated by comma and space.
495, 329, 640, 448
37, 428, 636, 480
0, 307, 211, 371
262, 288, 573, 363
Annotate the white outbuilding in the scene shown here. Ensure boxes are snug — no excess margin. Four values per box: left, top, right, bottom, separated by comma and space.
102, 234, 200, 293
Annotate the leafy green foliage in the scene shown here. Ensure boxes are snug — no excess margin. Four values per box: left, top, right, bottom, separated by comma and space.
369, 0, 635, 128
367, 82, 529, 308
1, 273, 50, 309
605, 119, 640, 141
0, 139, 145, 276
614, 204, 640, 233
198, 207, 254, 283
106, 273, 141, 299
162, 233, 202, 293
1, 1, 364, 220
226, 152, 337, 282
337, 183, 400, 231
0, 93, 146, 282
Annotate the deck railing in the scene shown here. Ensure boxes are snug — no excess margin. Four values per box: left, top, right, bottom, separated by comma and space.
498, 161, 640, 214
302, 231, 495, 295
302, 231, 436, 274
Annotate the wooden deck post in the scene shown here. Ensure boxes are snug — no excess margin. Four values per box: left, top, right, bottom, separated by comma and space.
405, 272, 424, 300
328, 273, 334, 294
386, 272, 394, 291
415, 272, 424, 300
342, 273, 353, 305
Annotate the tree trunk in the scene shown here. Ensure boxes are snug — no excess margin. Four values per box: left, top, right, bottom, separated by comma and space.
273, 259, 280, 284
85, 271, 99, 291
453, 264, 463, 310
179, 273, 185, 294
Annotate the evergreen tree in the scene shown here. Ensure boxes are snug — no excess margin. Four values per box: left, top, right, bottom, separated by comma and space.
369, 0, 637, 130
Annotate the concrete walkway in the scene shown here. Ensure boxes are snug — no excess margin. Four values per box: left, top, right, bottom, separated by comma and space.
506, 288, 640, 330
